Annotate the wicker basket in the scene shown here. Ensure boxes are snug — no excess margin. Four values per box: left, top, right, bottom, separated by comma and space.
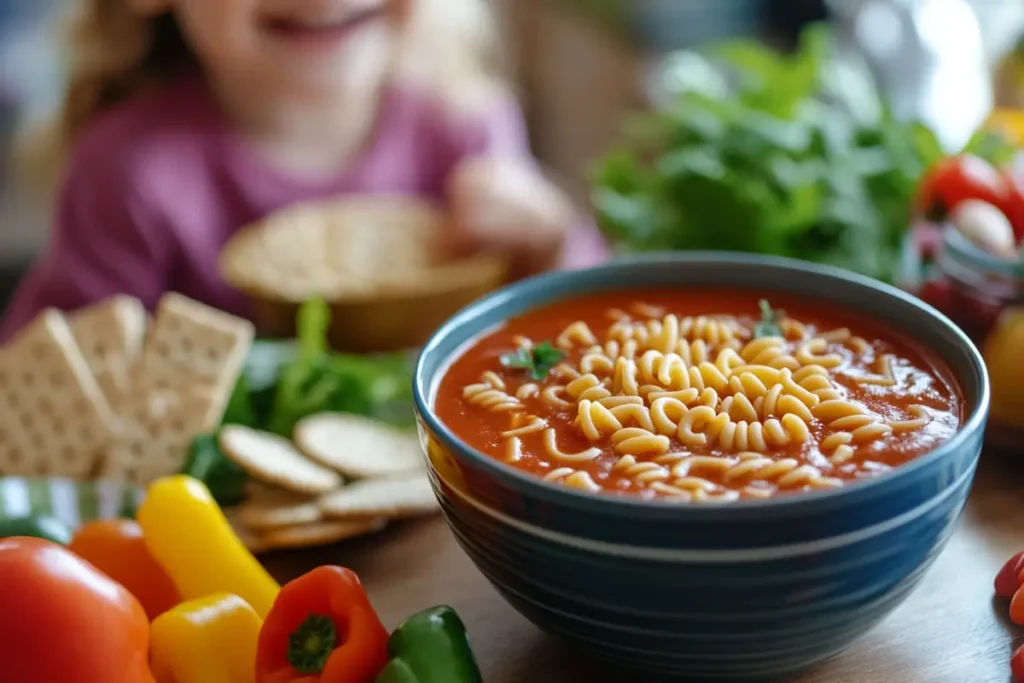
248, 271, 504, 352
219, 196, 510, 352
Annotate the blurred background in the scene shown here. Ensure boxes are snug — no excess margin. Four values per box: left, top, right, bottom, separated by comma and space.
1, 0, 1023, 310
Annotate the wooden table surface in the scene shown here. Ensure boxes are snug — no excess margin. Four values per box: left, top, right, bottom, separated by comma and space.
263, 450, 1024, 683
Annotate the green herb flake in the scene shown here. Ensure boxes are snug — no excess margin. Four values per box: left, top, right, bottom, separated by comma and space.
500, 341, 566, 381
754, 299, 785, 338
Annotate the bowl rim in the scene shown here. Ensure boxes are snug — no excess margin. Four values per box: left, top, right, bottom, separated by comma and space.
414, 252, 990, 515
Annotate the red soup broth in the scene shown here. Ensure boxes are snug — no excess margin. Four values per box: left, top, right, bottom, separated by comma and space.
434, 290, 964, 502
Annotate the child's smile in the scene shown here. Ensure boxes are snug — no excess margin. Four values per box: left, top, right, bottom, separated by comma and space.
262, 3, 388, 49
168, 0, 403, 95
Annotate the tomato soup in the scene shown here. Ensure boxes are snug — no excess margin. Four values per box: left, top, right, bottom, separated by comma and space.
434, 290, 963, 502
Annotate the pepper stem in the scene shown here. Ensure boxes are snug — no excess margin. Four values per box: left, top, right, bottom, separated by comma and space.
287, 614, 337, 674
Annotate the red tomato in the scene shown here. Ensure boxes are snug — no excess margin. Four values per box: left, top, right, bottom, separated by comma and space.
917, 155, 1009, 221
0, 537, 155, 683
1013, 644, 1024, 681
995, 551, 1024, 598
1010, 585, 1024, 625
1001, 170, 1024, 242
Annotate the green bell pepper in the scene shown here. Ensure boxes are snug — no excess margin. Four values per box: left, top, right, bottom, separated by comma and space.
375, 606, 483, 683
0, 515, 72, 544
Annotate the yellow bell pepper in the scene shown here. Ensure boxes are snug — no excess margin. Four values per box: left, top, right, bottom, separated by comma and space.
986, 108, 1024, 146
150, 593, 261, 683
137, 475, 279, 618
984, 307, 1024, 429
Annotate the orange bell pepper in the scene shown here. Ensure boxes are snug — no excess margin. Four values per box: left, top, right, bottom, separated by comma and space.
256, 566, 390, 683
69, 519, 181, 620
0, 537, 155, 683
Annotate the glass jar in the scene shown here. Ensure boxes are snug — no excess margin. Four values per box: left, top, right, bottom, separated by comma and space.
907, 225, 1024, 450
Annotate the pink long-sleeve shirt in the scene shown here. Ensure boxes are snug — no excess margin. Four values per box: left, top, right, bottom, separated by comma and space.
0, 76, 606, 341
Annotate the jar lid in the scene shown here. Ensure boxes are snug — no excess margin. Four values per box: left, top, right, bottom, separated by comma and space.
942, 226, 1024, 280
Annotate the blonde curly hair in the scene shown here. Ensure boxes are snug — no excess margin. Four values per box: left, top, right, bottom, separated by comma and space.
22, 0, 510, 187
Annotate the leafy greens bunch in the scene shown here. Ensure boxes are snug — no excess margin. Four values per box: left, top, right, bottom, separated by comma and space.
592, 25, 1012, 284
182, 299, 415, 505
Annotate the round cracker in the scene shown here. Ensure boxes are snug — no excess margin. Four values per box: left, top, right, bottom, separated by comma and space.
294, 413, 424, 479
244, 480, 308, 501
238, 497, 323, 530
219, 426, 341, 495
258, 518, 387, 551
318, 472, 439, 520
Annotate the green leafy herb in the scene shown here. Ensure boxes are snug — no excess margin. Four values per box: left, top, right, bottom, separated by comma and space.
180, 433, 248, 507
242, 339, 299, 428
221, 372, 255, 428
591, 23, 1015, 285
963, 129, 1018, 167
298, 297, 330, 359
265, 300, 414, 437
500, 341, 566, 381
753, 299, 784, 338
186, 301, 417, 494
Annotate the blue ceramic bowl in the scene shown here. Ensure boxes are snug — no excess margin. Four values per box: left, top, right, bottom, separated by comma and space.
413, 254, 989, 680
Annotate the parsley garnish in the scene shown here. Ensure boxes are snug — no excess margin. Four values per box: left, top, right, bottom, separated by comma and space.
500, 341, 566, 381
753, 299, 785, 338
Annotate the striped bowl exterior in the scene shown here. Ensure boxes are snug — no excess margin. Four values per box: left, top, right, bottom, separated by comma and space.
0, 477, 142, 529
414, 254, 989, 680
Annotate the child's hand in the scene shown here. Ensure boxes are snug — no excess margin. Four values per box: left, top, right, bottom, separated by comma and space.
445, 155, 576, 279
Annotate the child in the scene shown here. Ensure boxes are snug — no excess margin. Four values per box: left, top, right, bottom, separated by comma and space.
0, 0, 606, 341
